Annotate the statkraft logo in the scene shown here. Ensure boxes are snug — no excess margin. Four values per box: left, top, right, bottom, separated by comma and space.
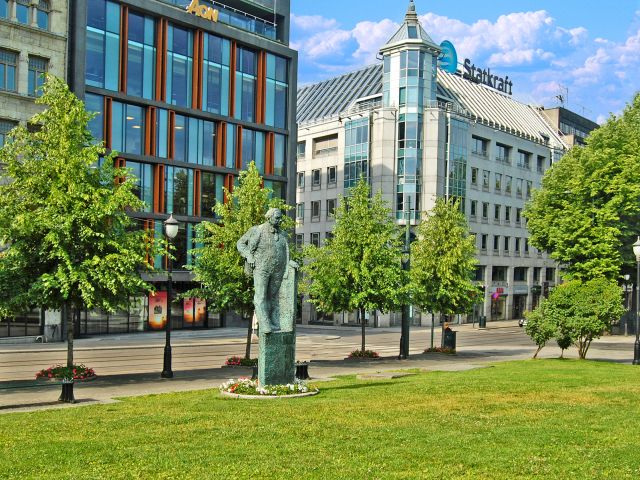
438, 40, 458, 74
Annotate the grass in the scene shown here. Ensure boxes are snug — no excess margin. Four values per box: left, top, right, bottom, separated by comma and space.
2, 360, 640, 479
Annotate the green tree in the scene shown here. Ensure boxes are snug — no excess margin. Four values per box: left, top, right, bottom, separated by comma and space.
187, 162, 291, 359
302, 179, 405, 353
524, 302, 556, 359
524, 94, 640, 281
410, 198, 480, 348
0, 76, 156, 368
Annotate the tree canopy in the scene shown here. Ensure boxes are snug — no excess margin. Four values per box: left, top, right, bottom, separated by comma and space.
524, 94, 640, 281
302, 179, 405, 352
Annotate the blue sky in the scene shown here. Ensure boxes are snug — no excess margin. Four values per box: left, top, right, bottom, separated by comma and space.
290, 0, 640, 123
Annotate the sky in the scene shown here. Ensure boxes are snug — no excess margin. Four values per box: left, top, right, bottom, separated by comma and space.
290, 0, 640, 123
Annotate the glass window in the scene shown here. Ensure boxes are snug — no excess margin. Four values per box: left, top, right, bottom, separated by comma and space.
266, 53, 288, 129
297, 172, 304, 189
327, 199, 336, 218
517, 150, 531, 169
492, 266, 507, 282
496, 143, 510, 164
526, 180, 533, 199
36, 0, 50, 30
471, 167, 478, 186
155, 108, 168, 158
167, 24, 193, 107
165, 166, 194, 216
0, 119, 18, 148
295, 234, 303, 248
127, 11, 156, 99
494, 204, 501, 221
494, 173, 502, 192
0, 0, 7, 19
226, 123, 236, 169
16, 0, 29, 24
516, 178, 523, 197
470, 200, 477, 217
274, 133, 286, 176
28, 56, 48, 97
85, 93, 104, 142
111, 102, 144, 155
482, 202, 488, 219
505, 175, 512, 195
235, 47, 256, 122
310, 232, 320, 247
126, 161, 153, 212
493, 235, 500, 251
344, 118, 369, 188
203, 33, 230, 115
482, 170, 490, 190
472, 136, 487, 156
311, 201, 320, 220
0, 49, 18, 92
537, 156, 546, 174
297, 141, 306, 159
505, 206, 511, 223
173, 115, 216, 167
312, 169, 320, 187
327, 166, 337, 185
514, 237, 521, 253
296, 202, 304, 221
481, 234, 487, 250
201, 172, 222, 218
504, 236, 510, 251
546, 268, 555, 282
86, 0, 120, 91
516, 208, 522, 224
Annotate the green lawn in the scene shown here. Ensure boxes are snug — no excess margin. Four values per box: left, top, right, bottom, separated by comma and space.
2, 360, 640, 479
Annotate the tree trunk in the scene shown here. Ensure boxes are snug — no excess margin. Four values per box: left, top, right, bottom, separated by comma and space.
66, 302, 74, 367
360, 307, 366, 353
533, 345, 543, 359
244, 311, 253, 360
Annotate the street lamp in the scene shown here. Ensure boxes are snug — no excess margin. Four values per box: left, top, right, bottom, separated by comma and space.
624, 274, 631, 336
161, 213, 180, 378
633, 237, 640, 365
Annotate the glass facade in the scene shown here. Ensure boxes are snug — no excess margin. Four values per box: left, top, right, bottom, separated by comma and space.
86, 0, 120, 91
0, 49, 17, 92
165, 166, 194, 216
28, 56, 48, 97
241, 128, 265, 172
396, 113, 422, 217
202, 33, 230, 116
447, 118, 468, 206
36, 0, 50, 30
235, 46, 256, 122
16, 0, 28, 24
344, 118, 369, 188
174, 115, 216, 166
127, 161, 153, 211
111, 101, 144, 155
85, 93, 104, 142
266, 53, 288, 129
167, 24, 193, 107
127, 11, 156, 99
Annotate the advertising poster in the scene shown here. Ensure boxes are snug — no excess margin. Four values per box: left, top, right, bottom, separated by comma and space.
183, 298, 195, 324
148, 291, 167, 330
195, 298, 206, 324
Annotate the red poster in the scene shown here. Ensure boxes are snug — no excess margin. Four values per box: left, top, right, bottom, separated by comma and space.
184, 298, 195, 324
195, 298, 206, 323
148, 291, 168, 330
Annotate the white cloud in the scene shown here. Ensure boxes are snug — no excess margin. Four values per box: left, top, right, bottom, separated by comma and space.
290, 14, 338, 31
351, 19, 398, 62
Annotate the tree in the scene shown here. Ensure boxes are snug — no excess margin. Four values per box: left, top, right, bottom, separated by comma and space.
0, 76, 156, 369
524, 94, 640, 281
524, 302, 556, 359
302, 179, 405, 353
410, 198, 480, 348
187, 162, 291, 359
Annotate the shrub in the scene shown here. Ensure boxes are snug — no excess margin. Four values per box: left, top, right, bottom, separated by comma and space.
225, 356, 258, 367
348, 349, 380, 359
36, 364, 96, 380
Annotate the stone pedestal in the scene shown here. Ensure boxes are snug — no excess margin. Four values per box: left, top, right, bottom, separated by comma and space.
258, 332, 295, 385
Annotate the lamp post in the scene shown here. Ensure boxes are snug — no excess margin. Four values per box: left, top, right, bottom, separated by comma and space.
633, 237, 640, 365
624, 274, 631, 337
161, 213, 180, 378
399, 196, 412, 360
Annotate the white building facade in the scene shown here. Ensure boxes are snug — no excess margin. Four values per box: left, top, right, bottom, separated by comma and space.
295, 1, 593, 327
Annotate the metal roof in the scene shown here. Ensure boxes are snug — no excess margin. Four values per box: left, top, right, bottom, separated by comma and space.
379, 0, 440, 54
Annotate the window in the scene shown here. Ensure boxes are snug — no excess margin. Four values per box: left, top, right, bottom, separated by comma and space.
36, 0, 50, 30
533, 267, 541, 282
492, 266, 508, 282
200, 172, 223, 218
496, 143, 511, 164
514, 267, 527, 282
86, 0, 120, 91
505, 175, 512, 195
0, 119, 17, 148
16, 0, 29, 24
516, 178, 523, 198
85, 93, 104, 142
514, 237, 521, 253
296, 172, 304, 189
0, 0, 7, 19
470, 200, 477, 217
312, 169, 321, 187
504, 236, 510, 252
240, 128, 265, 172
111, 102, 144, 155
165, 166, 194, 216
481, 234, 487, 250
537, 156, 546, 174
167, 24, 193, 107
313, 134, 338, 157
297, 141, 306, 159
126, 161, 153, 212
482, 170, 490, 190
310, 232, 320, 247
311, 200, 320, 221
526, 180, 533, 199
0, 49, 18, 92
471, 167, 478, 186
516, 208, 522, 225
266, 53, 288, 129
171, 116, 217, 167
517, 150, 531, 169
494, 173, 502, 192
482, 202, 489, 219
296, 203, 304, 221
472, 136, 488, 156
327, 166, 337, 185
274, 133, 286, 176
295, 234, 304, 248
524, 238, 530, 254
494, 204, 501, 222
126, 11, 156, 99
327, 199, 336, 219
28, 56, 48, 97
235, 46, 256, 122
493, 235, 500, 251
546, 268, 555, 282
474, 266, 485, 281
505, 206, 511, 223
326, 232, 334, 241
202, 33, 230, 115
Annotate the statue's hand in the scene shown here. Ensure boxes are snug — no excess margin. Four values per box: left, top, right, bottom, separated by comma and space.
248, 256, 256, 268
289, 260, 300, 270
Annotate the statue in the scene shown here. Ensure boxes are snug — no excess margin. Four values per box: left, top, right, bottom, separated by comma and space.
237, 208, 298, 385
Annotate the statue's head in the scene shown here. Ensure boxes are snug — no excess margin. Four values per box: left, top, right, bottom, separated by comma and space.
266, 208, 283, 227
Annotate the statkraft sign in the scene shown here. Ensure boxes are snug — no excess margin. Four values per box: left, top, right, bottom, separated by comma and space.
462, 59, 513, 95
186, 0, 219, 22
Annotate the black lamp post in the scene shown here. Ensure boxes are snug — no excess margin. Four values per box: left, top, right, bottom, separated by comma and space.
399, 196, 412, 360
161, 213, 180, 379
633, 237, 640, 365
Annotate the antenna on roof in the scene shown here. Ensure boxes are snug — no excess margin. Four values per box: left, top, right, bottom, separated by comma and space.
555, 85, 569, 108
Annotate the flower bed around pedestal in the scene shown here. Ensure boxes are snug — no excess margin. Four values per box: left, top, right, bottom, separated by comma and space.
219, 378, 318, 398
35, 364, 96, 381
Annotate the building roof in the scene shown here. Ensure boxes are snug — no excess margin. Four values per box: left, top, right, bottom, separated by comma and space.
379, 0, 440, 54
296, 64, 383, 124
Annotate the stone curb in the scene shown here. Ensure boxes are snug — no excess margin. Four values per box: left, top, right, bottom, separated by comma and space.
219, 390, 320, 400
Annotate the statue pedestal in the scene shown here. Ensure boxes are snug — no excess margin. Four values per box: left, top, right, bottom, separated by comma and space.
258, 332, 295, 385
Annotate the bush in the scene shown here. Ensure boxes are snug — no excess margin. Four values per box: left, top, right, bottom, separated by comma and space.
225, 356, 258, 367
524, 304, 556, 359
348, 349, 380, 359
424, 347, 455, 354
36, 364, 96, 380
